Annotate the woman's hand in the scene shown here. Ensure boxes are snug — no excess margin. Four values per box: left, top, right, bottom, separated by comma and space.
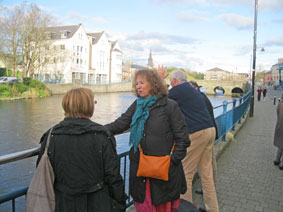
157, 64, 168, 79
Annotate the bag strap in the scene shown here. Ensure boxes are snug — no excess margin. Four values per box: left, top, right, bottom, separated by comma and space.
45, 128, 53, 151
138, 143, 175, 155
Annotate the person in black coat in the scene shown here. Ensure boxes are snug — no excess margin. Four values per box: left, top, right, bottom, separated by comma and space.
37, 88, 127, 212
105, 69, 190, 212
189, 81, 218, 199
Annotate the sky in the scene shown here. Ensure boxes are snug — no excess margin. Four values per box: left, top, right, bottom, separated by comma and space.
2, 0, 283, 74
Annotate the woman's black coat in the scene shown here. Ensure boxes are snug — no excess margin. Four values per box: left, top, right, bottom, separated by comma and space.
105, 96, 190, 205
37, 118, 127, 212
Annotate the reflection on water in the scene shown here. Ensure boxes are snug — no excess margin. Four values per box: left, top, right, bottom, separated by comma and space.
0, 92, 233, 211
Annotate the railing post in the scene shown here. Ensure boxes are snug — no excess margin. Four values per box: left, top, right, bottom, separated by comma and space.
222, 100, 228, 141
232, 98, 237, 131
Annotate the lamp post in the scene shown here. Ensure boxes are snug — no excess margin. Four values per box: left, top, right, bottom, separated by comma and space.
249, 0, 258, 117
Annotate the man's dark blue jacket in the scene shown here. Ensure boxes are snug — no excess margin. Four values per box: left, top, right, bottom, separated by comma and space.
168, 82, 214, 134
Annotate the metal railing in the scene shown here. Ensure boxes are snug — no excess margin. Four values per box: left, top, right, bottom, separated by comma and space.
0, 147, 133, 211
214, 90, 251, 143
0, 90, 251, 211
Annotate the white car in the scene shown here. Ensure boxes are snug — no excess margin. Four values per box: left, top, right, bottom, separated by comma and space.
0, 77, 19, 83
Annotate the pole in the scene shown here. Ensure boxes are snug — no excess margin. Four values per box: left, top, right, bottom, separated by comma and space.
249, 0, 258, 117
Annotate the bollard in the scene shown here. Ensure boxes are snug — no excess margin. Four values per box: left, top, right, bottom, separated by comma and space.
274, 96, 276, 105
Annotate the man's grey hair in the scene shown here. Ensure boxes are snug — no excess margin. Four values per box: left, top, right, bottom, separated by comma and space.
170, 70, 187, 82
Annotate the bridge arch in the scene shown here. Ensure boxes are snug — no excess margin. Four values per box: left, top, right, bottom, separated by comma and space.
231, 87, 244, 94
214, 86, 225, 94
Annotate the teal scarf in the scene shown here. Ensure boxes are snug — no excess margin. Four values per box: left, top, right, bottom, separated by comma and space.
129, 96, 157, 152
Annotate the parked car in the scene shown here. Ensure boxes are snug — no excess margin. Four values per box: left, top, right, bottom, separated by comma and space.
0, 77, 19, 84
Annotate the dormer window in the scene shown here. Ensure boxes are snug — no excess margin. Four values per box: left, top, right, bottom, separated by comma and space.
61, 31, 70, 38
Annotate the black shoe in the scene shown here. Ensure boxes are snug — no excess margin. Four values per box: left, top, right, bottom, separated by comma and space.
199, 206, 207, 212
279, 164, 283, 170
274, 160, 280, 166
195, 188, 203, 195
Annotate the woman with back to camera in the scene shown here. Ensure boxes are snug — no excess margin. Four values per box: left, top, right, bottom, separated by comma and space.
105, 69, 190, 212
36, 88, 126, 212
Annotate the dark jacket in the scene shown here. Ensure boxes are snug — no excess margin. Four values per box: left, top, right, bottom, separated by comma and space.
37, 118, 126, 212
200, 92, 219, 139
168, 82, 214, 134
105, 96, 190, 205
274, 100, 283, 149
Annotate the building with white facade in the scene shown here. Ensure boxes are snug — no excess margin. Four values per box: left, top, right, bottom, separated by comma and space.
270, 58, 283, 86
88, 32, 122, 83
33, 24, 122, 84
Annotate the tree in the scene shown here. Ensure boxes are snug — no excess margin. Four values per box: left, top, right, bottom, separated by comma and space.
0, 3, 55, 78
21, 4, 54, 77
0, 4, 24, 77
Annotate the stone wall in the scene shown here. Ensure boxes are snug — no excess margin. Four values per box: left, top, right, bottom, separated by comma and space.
45, 82, 133, 95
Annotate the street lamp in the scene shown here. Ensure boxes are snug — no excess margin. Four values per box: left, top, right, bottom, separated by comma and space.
249, 0, 258, 117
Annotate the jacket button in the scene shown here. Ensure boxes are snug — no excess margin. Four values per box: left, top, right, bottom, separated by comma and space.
143, 180, 146, 183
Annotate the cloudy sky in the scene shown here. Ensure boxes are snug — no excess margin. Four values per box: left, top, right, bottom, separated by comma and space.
2, 0, 283, 73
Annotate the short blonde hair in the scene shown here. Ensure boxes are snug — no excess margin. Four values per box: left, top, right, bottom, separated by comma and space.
62, 88, 94, 118
132, 69, 168, 98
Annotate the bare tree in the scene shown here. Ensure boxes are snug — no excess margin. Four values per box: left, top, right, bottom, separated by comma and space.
0, 3, 55, 78
0, 4, 24, 76
21, 4, 55, 77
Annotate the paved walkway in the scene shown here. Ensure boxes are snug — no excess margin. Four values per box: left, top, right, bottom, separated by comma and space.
193, 87, 283, 212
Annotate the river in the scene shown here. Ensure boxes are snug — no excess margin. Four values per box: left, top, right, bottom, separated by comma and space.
0, 92, 233, 211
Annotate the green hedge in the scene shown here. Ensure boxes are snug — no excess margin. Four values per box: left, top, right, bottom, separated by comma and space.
29, 80, 47, 90
0, 84, 12, 97
0, 79, 49, 98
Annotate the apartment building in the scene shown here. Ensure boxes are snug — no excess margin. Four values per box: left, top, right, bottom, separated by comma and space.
33, 24, 122, 84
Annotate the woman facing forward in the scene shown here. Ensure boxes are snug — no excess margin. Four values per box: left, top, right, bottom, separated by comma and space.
105, 69, 190, 212
36, 88, 126, 212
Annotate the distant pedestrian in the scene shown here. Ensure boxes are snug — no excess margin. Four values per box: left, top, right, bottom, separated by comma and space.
273, 94, 283, 170
263, 87, 267, 101
257, 86, 262, 101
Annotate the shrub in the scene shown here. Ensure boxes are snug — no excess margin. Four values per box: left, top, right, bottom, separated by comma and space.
23, 77, 32, 85
29, 80, 46, 90
0, 84, 12, 97
0, 68, 6, 77
15, 82, 29, 93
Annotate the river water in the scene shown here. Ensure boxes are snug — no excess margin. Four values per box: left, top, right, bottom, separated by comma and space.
0, 92, 233, 211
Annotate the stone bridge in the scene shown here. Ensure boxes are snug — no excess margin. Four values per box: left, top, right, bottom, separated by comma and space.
46, 80, 249, 96
192, 80, 249, 96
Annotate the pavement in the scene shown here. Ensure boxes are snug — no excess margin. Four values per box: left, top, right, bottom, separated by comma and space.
193, 86, 283, 212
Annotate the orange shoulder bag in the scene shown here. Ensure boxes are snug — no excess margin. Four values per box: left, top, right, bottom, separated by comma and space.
136, 143, 175, 181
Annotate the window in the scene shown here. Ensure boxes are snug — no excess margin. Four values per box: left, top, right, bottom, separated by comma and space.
60, 45, 65, 50
45, 45, 49, 51
77, 46, 79, 51
81, 46, 83, 52
77, 59, 79, 64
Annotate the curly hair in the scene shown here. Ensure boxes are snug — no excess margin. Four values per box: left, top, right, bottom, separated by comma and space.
132, 69, 168, 98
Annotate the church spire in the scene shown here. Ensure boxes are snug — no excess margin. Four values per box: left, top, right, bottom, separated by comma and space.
147, 50, 154, 69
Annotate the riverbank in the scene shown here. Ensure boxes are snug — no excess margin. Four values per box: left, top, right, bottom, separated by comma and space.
0, 80, 51, 101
